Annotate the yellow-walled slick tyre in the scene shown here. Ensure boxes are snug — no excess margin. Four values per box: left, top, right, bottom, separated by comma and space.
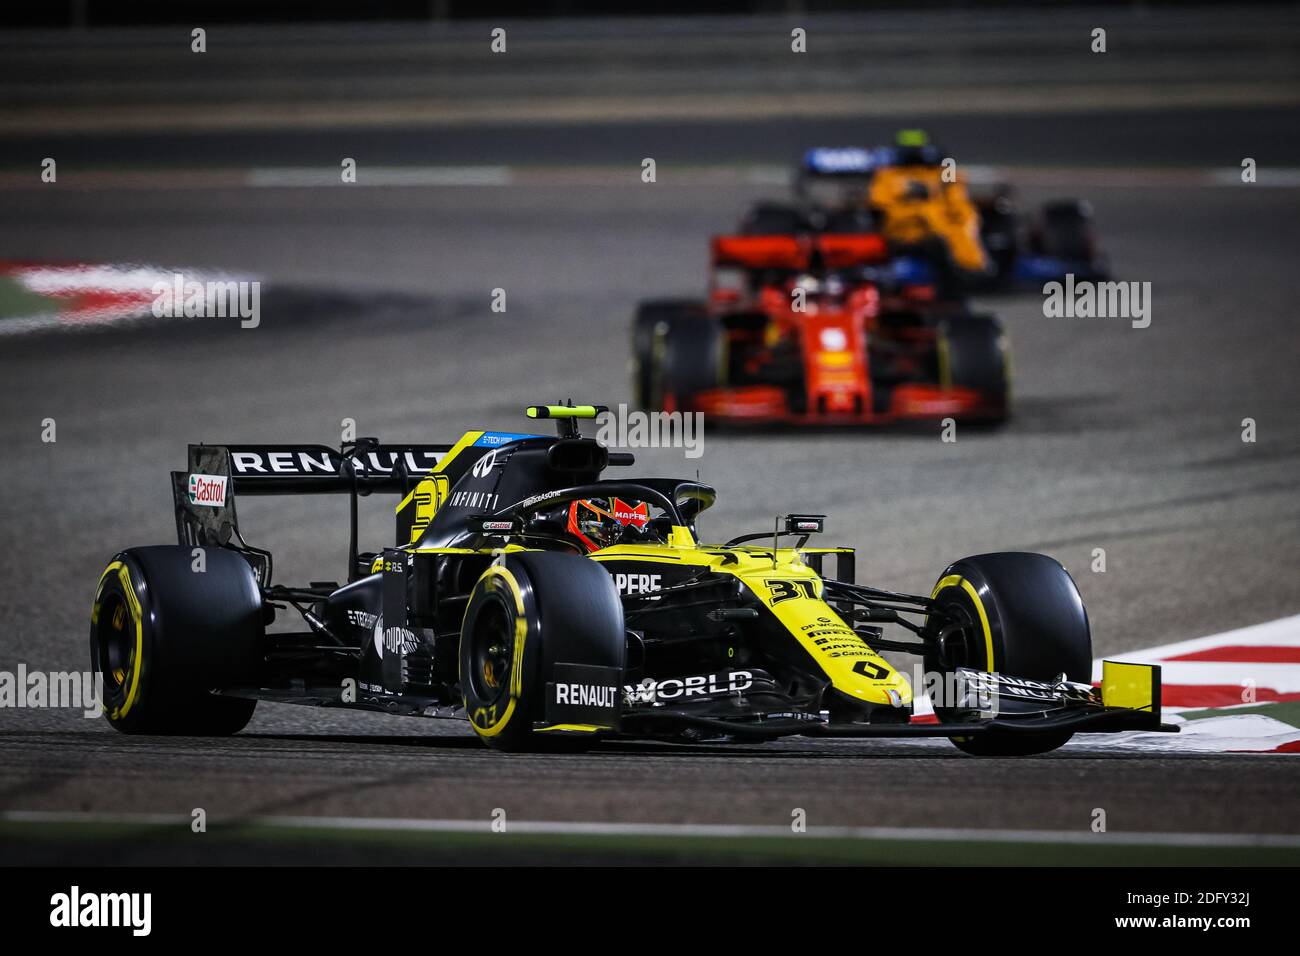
926, 552, 1091, 757
460, 552, 624, 752
89, 546, 262, 735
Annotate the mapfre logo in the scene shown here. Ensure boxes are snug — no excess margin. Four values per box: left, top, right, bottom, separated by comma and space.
187, 473, 227, 507
614, 572, 661, 595
610, 498, 649, 528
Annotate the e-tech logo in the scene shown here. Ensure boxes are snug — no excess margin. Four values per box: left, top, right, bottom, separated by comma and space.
474, 431, 537, 448
346, 609, 378, 631
187, 473, 227, 507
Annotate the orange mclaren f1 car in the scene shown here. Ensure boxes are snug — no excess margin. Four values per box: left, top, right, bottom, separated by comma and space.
743, 131, 1109, 292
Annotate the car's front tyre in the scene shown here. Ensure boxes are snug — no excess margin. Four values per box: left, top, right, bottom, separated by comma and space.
925, 551, 1091, 756
460, 552, 624, 752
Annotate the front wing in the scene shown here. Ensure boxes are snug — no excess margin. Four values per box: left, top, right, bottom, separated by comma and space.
687, 383, 1001, 426
814, 660, 1173, 739
604, 660, 1174, 741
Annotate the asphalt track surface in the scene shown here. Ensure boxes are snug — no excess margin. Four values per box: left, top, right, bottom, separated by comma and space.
2, 100, 1299, 861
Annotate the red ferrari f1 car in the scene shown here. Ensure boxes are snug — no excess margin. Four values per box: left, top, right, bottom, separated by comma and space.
632, 231, 1009, 426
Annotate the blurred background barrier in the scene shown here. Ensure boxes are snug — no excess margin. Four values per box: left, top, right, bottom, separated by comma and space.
2, 5, 1298, 135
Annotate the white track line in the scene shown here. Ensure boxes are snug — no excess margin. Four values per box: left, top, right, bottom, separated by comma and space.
248, 166, 511, 187
1147, 661, 1300, 691
1096, 613, 1300, 669
4, 165, 1298, 193
1071, 714, 1300, 754
3, 811, 1298, 848
1075, 613, 1300, 753
243, 164, 1300, 190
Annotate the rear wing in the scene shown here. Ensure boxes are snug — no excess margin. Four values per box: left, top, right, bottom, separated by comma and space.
221, 443, 450, 494
710, 233, 888, 272
801, 146, 889, 178
799, 143, 944, 178
795, 142, 945, 202
171, 442, 453, 583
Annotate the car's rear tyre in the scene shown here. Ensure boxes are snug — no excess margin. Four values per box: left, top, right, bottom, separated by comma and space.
631, 300, 704, 409
651, 315, 726, 412
1036, 199, 1096, 264
90, 546, 262, 735
939, 315, 1010, 423
460, 552, 624, 752
925, 552, 1091, 756
977, 192, 1020, 283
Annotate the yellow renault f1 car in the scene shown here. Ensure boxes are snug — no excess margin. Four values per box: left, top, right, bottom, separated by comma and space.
89, 404, 1169, 756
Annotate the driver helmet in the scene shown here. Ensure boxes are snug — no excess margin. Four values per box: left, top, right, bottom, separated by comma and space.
567, 497, 652, 552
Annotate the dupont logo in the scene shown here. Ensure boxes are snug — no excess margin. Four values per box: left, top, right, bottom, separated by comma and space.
187, 473, 227, 507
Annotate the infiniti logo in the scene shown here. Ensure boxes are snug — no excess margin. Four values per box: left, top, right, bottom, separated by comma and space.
471, 450, 499, 479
